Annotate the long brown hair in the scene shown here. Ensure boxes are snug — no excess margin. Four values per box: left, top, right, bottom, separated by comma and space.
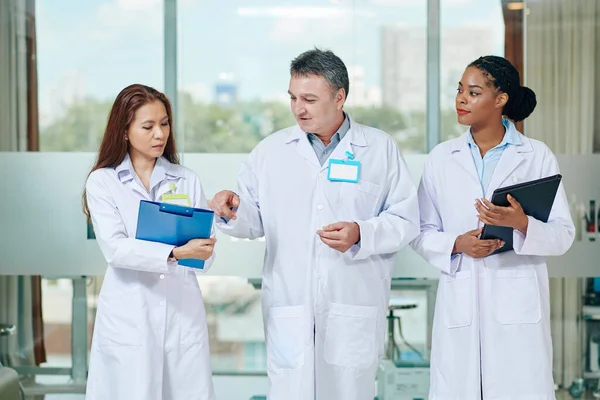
82, 84, 180, 221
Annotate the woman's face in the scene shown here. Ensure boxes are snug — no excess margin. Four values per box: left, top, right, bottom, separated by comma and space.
455, 66, 507, 127
126, 100, 170, 161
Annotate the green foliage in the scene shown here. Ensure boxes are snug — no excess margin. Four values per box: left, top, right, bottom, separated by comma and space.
40, 98, 111, 151
39, 94, 461, 154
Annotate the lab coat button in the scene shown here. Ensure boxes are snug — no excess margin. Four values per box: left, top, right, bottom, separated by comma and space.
317, 205, 323, 210
159, 274, 165, 279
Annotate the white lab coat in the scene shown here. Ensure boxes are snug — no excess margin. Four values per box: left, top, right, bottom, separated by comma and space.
216, 116, 420, 400
410, 123, 575, 400
85, 155, 215, 400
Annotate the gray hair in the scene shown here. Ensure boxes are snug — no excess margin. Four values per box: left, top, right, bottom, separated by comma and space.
290, 48, 349, 100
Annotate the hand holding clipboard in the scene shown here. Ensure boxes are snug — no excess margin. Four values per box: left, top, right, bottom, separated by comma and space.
135, 200, 215, 269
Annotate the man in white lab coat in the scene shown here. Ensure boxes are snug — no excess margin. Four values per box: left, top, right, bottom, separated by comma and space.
210, 48, 420, 400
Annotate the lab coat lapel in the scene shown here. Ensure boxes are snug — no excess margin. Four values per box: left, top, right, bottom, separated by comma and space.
485, 145, 524, 198
450, 136, 480, 189
287, 125, 321, 168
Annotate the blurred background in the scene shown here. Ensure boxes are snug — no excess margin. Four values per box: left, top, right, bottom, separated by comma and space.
1, 0, 599, 399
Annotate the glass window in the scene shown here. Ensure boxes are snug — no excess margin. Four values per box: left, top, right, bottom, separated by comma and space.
440, 0, 505, 142
37, 0, 165, 152
199, 277, 265, 371
178, 0, 427, 154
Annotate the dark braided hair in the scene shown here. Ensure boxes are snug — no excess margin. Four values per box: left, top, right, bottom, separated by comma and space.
469, 56, 537, 122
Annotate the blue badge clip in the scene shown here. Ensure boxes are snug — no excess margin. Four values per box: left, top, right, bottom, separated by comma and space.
345, 151, 355, 160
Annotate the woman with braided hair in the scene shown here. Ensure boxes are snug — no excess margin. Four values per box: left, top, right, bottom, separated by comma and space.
410, 56, 574, 399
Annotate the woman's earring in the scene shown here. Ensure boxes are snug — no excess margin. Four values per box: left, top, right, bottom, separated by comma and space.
124, 135, 129, 141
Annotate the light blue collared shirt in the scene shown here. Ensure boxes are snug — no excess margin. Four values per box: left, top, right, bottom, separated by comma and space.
306, 113, 351, 166
467, 118, 522, 195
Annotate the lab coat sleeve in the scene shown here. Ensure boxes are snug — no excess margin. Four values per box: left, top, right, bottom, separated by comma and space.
409, 155, 462, 275
512, 150, 575, 256
192, 174, 216, 272
349, 141, 420, 260
214, 151, 264, 239
86, 172, 173, 273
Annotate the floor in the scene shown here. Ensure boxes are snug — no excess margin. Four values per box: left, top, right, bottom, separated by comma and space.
557, 390, 598, 400
28, 356, 600, 400
33, 389, 598, 399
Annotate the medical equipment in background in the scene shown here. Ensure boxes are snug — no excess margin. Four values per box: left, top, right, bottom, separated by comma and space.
584, 278, 600, 381
590, 335, 599, 373
377, 301, 429, 400
0, 324, 25, 400
585, 278, 600, 307
587, 200, 597, 241
573, 278, 600, 399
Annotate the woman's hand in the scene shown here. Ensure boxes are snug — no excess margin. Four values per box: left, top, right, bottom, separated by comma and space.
475, 195, 529, 234
173, 238, 216, 261
453, 228, 504, 258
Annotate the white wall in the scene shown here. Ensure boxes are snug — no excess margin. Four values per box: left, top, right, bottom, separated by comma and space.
0, 152, 598, 277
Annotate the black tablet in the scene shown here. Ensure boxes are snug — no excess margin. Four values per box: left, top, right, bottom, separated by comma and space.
480, 174, 562, 254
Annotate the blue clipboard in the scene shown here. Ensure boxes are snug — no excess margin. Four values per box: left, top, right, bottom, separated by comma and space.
135, 200, 215, 269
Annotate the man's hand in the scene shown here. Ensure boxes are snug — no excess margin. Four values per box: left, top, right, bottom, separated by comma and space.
209, 190, 240, 220
453, 228, 504, 258
317, 222, 361, 253
475, 195, 529, 234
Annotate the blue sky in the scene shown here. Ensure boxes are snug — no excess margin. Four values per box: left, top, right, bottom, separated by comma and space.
36, 0, 503, 122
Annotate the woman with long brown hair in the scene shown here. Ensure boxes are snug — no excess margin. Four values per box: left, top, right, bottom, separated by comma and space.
83, 84, 216, 400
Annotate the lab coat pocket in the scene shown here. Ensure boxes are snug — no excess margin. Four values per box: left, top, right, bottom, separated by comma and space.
267, 305, 306, 370
324, 303, 378, 369
493, 269, 542, 324
180, 284, 209, 347
355, 180, 382, 197
443, 270, 473, 329
339, 180, 382, 221
96, 289, 143, 347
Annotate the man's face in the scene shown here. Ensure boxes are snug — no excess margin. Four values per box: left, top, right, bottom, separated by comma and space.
288, 73, 345, 135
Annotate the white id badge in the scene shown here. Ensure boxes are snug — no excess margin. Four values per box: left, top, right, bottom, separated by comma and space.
327, 159, 361, 183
